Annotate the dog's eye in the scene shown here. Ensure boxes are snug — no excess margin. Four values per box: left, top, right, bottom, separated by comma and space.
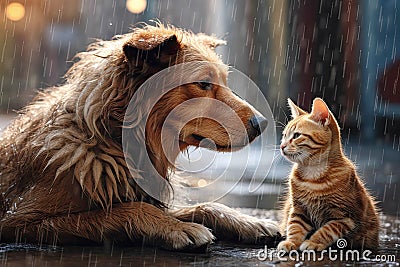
293, 132, 301, 139
197, 81, 213, 90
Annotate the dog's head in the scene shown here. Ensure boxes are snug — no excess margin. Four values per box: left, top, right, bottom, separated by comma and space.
51, 23, 271, 206
122, 25, 267, 157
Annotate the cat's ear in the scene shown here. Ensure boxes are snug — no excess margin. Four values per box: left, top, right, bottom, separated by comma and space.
310, 98, 330, 126
288, 98, 307, 118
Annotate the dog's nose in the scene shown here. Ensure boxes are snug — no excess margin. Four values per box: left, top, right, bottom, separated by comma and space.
249, 115, 268, 135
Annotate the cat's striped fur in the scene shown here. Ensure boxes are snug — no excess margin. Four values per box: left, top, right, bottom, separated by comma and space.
278, 98, 379, 252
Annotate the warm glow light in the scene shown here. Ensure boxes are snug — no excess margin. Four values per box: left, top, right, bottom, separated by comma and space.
126, 0, 147, 14
197, 179, 208, 187
6, 2, 25, 22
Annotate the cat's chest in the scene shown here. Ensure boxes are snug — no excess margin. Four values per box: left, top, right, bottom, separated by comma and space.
293, 195, 332, 227
291, 188, 351, 227
293, 192, 331, 211
298, 165, 328, 180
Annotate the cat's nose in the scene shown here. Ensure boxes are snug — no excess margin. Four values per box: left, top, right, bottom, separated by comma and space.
249, 115, 268, 136
280, 143, 286, 150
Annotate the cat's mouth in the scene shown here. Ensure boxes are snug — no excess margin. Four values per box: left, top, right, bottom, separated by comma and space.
282, 151, 302, 162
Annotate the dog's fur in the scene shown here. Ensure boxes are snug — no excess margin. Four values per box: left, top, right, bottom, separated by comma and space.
0, 24, 278, 249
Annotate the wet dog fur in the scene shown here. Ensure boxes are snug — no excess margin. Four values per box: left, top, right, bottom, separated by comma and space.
0, 23, 278, 250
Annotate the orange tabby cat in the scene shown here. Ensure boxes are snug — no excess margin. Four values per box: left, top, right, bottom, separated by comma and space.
278, 97, 379, 252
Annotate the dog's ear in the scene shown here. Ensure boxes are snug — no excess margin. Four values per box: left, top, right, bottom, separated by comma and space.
197, 34, 226, 49
123, 34, 180, 66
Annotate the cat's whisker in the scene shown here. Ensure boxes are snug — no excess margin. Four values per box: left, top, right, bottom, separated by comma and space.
278, 106, 290, 123
272, 153, 283, 163
274, 120, 287, 129
263, 145, 279, 148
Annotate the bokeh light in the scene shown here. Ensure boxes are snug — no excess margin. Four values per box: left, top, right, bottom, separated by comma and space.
126, 0, 147, 14
6, 2, 25, 22
197, 179, 208, 187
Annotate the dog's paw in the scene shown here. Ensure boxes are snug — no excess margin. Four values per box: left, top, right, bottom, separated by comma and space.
208, 204, 281, 243
170, 203, 280, 244
161, 221, 214, 250
299, 240, 326, 251
277, 240, 298, 253
234, 217, 280, 243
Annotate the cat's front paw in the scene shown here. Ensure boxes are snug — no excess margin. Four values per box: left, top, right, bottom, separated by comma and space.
299, 240, 327, 251
277, 240, 299, 252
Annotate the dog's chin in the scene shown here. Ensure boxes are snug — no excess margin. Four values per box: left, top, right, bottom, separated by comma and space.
179, 134, 249, 152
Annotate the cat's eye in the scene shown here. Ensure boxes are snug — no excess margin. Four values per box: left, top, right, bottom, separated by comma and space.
197, 81, 213, 90
293, 132, 301, 139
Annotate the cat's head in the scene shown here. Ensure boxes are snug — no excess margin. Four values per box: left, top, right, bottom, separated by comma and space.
280, 97, 341, 165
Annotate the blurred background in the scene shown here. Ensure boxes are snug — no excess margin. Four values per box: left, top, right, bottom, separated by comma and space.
0, 0, 399, 215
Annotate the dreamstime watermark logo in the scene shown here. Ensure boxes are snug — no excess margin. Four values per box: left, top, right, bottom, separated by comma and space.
257, 239, 397, 263
121, 61, 276, 206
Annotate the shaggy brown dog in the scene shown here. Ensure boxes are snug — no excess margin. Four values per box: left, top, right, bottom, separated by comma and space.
0, 24, 278, 250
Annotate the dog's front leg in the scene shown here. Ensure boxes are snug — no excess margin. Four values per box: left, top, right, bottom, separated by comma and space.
169, 202, 280, 244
